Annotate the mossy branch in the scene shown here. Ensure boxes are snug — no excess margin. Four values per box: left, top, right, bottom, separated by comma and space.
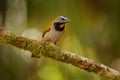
0, 27, 120, 80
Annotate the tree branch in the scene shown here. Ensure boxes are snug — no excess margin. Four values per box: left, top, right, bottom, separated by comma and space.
0, 27, 120, 80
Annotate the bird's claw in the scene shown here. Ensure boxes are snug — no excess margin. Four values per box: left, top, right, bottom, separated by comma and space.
56, 46, 62, 51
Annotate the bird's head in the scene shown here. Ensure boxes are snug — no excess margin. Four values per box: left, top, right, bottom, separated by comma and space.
55, 16, 70, 23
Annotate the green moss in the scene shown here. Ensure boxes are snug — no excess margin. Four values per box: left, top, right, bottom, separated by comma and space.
0, 28, 120, 79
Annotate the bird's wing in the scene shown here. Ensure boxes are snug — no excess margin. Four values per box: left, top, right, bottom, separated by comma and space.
42, 25, 50, 37
42, 19, 55, 38
42, 18, 56, 37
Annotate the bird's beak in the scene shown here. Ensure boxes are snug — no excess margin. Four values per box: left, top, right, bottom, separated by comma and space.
66, 19, 71, 23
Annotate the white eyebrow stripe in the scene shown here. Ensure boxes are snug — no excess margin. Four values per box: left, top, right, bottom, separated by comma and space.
60, 16, 67, 20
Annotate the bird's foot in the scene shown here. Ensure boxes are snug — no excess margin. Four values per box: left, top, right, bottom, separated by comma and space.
56, 45, 62, 51
41, 40, 52, 46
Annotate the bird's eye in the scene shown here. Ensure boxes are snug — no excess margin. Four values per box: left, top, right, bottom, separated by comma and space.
61, 18, 66, 20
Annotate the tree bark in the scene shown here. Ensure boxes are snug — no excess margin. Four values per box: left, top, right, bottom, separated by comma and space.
0, 27, 120, 80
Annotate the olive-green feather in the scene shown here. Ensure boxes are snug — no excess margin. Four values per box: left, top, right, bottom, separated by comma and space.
42, 26, 50, 37
42, 19, 56, 38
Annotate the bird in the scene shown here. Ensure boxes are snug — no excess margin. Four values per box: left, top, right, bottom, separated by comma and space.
31, 16, 70, 58
41, 16, 70, 45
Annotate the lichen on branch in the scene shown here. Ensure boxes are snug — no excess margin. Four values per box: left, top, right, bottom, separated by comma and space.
0, 27, 120, 80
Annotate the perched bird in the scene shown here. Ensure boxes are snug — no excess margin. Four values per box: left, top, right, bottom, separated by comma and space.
41, 16, 70, 45
31, 16, 70, 58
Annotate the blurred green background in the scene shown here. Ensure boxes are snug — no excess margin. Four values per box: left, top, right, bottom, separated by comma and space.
0, 0, 120, 80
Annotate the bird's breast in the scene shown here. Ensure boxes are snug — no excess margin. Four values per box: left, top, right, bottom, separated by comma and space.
44, 29, 64, 43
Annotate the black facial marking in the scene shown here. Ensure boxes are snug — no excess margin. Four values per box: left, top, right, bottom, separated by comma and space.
54, 23, 65, 31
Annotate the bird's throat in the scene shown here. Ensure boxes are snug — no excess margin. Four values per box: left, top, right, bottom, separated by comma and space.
54, 23, 65, 31
60, 23, 65, 28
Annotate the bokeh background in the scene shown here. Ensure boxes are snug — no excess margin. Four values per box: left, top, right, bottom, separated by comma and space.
0, 0, 120, 80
